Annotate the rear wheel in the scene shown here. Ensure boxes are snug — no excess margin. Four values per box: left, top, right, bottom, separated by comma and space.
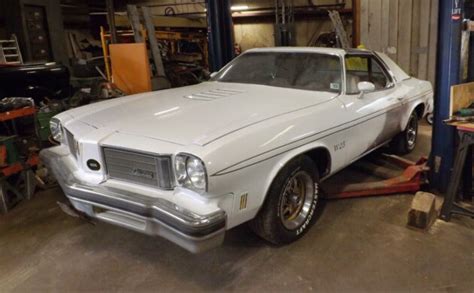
426, 113, 433, 125
391, 111, 418, 155
250, 156, 320, 245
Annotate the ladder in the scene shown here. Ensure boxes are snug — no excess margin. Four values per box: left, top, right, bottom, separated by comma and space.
0, 35, 23, 65
127, 5, 170, 90
328, 10, 351, 49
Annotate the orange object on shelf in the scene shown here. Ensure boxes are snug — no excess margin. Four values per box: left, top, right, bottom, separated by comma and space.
0, 107, 36, 122
0, 153, 39, 177
0, 145, 6, 167
109, 43, 152, 95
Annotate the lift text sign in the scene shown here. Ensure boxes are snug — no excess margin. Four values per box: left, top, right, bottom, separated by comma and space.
452, 0, 462, 21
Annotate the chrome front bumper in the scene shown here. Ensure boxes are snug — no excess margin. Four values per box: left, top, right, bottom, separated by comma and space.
40, 147, 227, 253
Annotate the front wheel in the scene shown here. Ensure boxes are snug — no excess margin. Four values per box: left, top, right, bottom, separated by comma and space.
250, 156, 321, 245
391, 111, 418, 155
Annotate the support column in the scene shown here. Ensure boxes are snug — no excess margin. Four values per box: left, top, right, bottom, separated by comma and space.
430, 0, 464, 191
206, 0, 235, 72
106, 0, 117, 44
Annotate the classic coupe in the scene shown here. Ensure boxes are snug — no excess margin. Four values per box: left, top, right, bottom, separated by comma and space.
41, 48, 433, 253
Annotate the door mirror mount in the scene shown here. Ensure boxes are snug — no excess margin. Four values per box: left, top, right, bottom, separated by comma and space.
357, 81, 376, 98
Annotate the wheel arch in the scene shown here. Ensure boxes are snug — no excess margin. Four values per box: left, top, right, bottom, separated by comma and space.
414, 103, 426, 120
259, 143, 332, 210
401, 101, 426, 131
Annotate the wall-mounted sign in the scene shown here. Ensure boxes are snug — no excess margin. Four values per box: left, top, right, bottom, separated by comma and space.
452, 0, 462, 21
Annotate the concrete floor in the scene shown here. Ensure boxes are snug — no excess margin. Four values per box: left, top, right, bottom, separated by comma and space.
1, 122, 474, 292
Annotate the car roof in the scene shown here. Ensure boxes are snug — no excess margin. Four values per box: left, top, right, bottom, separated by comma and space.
245, 47, 373, 56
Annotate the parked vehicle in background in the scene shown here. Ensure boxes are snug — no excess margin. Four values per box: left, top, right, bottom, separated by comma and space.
41, 47, 433, 253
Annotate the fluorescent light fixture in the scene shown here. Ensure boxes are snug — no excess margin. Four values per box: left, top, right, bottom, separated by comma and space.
231, 5, 249, 11
204, 5, 248, 13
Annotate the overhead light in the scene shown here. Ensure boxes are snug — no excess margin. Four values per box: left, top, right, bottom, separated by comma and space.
231, 5, 249, 11
204, 5, 249, 13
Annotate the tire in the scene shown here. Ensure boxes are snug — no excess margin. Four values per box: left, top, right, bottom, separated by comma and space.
391, 111, 418, 155
250, 155, 321, 245
426, 113, 433, 125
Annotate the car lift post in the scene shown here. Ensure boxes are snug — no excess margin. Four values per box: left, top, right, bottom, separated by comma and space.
430, 0, 464, 192
206, 0, 235, 72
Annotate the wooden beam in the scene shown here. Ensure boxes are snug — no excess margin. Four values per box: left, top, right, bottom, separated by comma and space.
105, 0, 117, 43
410, 0, 421, 76
381, 0, 390, 52
397, 0, 413, 73
368, 0, 382, 51
388, 0, 399, 61
360, 0, 369, 48
352, 0, 361, 47
427, 0, 439, 86
115, 14, 207, 28
417, 0, 431, 80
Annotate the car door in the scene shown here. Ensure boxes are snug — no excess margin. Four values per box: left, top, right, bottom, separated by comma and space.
337, 53, 404, 164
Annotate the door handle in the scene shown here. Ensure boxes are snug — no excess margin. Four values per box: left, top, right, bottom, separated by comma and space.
397, 96, 405, 101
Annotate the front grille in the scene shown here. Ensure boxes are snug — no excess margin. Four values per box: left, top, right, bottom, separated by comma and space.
103, 148, 173, 189
65, 128, 78, 158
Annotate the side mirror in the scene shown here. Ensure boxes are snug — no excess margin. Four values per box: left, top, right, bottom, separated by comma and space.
357, 81, 375, 98
210, 72, 218, 79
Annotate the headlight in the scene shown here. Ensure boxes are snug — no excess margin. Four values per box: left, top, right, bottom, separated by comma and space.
175, 154, 207, 193
50, 118, 62, 142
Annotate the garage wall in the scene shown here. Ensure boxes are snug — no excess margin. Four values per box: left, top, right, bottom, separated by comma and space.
0, 1, 6, 39
119, 0, 352, 52
2, 0, 68, 64
233, 0, 352, 51
123, 0, 347, 15
234, 23, 275, 49
359, 0, 439, 85
234, 19, 341, 51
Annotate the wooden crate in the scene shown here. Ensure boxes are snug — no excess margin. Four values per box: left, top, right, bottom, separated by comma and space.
450, 82, 474, 116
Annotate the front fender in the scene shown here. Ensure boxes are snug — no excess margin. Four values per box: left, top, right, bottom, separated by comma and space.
260, 142, 332, 210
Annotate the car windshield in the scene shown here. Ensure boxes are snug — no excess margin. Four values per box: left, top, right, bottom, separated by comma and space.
212, 52, 342, 93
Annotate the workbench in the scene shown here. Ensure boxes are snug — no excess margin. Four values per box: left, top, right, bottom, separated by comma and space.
440, 122, 474, 220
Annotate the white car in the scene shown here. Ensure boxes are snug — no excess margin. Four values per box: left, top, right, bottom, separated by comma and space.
41, 47, 433, 253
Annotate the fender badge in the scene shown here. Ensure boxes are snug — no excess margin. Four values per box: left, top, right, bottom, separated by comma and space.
87, 159, 101, 171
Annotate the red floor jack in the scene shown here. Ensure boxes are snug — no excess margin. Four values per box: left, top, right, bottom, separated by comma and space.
323, 154, 429, 199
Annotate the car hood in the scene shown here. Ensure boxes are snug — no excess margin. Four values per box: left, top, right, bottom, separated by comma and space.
68, 82, 337, 146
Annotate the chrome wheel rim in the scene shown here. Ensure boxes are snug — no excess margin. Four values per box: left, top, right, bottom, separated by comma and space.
280, 171, 314, 230
427, 113, 433, 125
406, 115, 417, 148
